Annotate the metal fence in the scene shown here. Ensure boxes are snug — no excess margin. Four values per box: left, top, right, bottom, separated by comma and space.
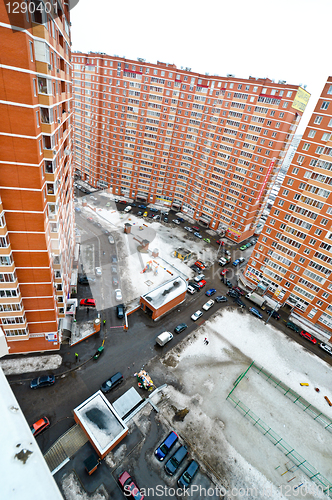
251, 362, 332, 433
226, 363, 332, 497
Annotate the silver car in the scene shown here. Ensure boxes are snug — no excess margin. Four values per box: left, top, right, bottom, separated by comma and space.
191, 310, 203, 321
115, 289, 122, 301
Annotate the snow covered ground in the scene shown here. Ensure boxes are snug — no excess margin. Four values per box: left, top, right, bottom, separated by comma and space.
80, 201, 218, 303
150, 308, 332, 499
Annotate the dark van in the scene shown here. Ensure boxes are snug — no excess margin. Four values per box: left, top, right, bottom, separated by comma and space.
177, 460, 199, 488
155, 431, 178, 461
100, 372, 123, 393
117, 303, 125, 319
165, 445, 188, 475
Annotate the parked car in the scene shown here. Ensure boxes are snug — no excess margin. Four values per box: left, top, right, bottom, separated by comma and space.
203, 238, 211, 243
249, 307, 263, 319
300, 330, 317, 344
286, 321, 300, 333
75, 206, 81, 212
192, 226, 199, 231
30, 375, 55, 389
187, 285, 196, 294
190, 265, 200, 273
205, 288, 216, 297
234, 298, 246, 308
177, 217, 185, 222
188, 282, 201, 291
197, 279, 206, 289
177, 459, 199, 489
232, 287, 245, 295
153, 215, 161, 220
108, 235, 115, 244
266, 309, 280, 320
202, 299, 214, 311
111, 265, 117, 274
105, 202, 111, 208
163, 217, 168, 222
138, 204, 146, 209
78, 276, 95, 285
143, 211, 148, 217
156, 331, 173, 346
124, 205, 132, 213
102, 229, 109, 235
227, 290, 240, 298
319, 343, 332, 355
95, 266, 102, 277
174, 323, 188, 334
112, 275, 119, 287
155, 431, 178, 461
184, 226, 193, 232
225, 280, 233, 288
172, 219, 181, 225
216, 240, 225, 246
220, 269, 229, 276
194, 260, 206, 270
150, 207, 158, 213
111, 255, 118, 263
118, 200, 127, 205
148, 212, 155, 218
232, 259, 241, 267
117, 303, 125, 319
115, 289, 122, 301
30, 416, 50, 436
165, 445, 188, 475
118, 471, 144, 500
240, 244, 248, 251
137, 211, 143, 216
80, 298, 96, 307
101, 372, 123, 393
194, 232, 202, 239
215, 295, 227, 303
191, 310, 203, 321
194, 274, 205, 282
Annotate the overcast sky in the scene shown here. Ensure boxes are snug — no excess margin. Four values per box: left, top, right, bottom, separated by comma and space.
70, 0, 332, 133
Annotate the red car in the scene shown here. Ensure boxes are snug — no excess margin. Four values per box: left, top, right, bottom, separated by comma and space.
192, 226, 199, 231
300, 330, 317, 344
118, 200, 127, 204
216, 240, 225, 246
232, 286, 245, 296
80, 298, 96, 307
118, 471, 144, 499
30, 416, 50, 437
197, 279, 206, 289
194, 260, 206, 270
220, 269, 229, 276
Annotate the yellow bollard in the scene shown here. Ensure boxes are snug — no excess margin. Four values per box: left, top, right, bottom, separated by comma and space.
300, 383, 309, 386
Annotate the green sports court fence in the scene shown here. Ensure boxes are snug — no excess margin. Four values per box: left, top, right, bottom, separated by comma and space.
226, 362, 332, 497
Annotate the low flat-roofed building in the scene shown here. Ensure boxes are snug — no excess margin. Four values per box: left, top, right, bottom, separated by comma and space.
73, 391, 128, 459
140, 276, 187, 320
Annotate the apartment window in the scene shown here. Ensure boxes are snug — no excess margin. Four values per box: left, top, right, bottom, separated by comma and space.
316, 146, 324, 154
287, 178, 294, 186
279, 112, 284, 118
307, 308, 318, 319
282, 102, 288, 108
294, 193, 300, 200
327, 85, 332, 95
322, 132, 331, 141
321, 218, 328, 226
294, 265, 300, 272
275, 122, 280, 128
36, 110, 40, 127
278, 199, 284, 206
309, 238, 317, 246
308, 129, 316, 138
286, 91, 292, 97
314, 115, 323, 124
321, 101, 329, 110
253, 86, 258, 92
282, 189, 289, 196
322, 292, 330, 299
274, 209, 280, 216
303, 248, 310, 255
284, 282, 291, 288
29, 41, 34, 62
292, 167, 299, 175
314, 228, 322, 236
289, 274, 295, 280
299, 257, 305, 264
302, 143, 310, 151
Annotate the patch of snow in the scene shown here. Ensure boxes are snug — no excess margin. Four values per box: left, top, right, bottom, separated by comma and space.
0, 355, 62, 375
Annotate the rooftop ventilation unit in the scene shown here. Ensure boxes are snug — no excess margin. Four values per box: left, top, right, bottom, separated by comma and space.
227, 74, 235, 77
278, 80, 287, 84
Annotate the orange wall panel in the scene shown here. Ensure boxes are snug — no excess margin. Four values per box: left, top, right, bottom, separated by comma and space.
20, 282, 53, 297
17, 268, 52, 283
0, 185, 44, 211
12, 251, 50, 268
6, 212, 45, 232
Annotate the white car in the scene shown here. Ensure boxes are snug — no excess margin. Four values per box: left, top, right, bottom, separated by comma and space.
319, 343, 332, 355
191, 310, 203, 321
194, 274, 205, 282
187, 285, 196, 294
115, 289, 122, 301
202, 299, 214, 311
184, 226, 193, 232
108, 235, 115, 244
95, 267, 102, 277
90, 195, 97, 201
124, 206, 132, 213
172, 219, 181, 225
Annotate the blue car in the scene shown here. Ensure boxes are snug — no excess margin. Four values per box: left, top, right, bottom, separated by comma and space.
194, 232, 202, 239
232, 259, 240, 266
75, 206, 81, 212
138, 204, 146, 209
205, 288, 216, 297
155, 431, 178, 461
249, 307, 263, 319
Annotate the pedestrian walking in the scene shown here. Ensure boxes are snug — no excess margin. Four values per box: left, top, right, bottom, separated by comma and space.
87, 308, 89, 314
75, 352, 79, 362
204, 337, 209, 345
103, 319, 106, 326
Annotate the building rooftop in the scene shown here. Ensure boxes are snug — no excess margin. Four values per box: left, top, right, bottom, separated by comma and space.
142, 276, 187, 309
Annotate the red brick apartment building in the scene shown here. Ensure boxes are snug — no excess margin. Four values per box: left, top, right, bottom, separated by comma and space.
72, 52, 309, 241
0, 1, 74, 354
244, 77, 332, 338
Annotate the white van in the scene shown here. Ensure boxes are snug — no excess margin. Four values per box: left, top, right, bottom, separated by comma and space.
156, 331, 173, 346
124, 206, 132, 213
